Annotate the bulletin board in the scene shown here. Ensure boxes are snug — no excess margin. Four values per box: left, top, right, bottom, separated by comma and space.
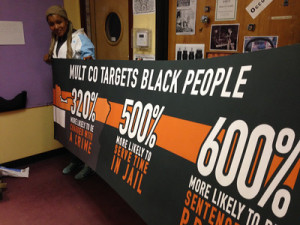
0, 0, 63, 109
168, 0, 300, 60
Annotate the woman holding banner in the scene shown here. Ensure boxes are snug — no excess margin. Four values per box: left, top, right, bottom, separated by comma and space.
44, 5, 95, 179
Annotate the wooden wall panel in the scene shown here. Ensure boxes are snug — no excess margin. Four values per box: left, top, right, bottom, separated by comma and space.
168, 0, 300, 60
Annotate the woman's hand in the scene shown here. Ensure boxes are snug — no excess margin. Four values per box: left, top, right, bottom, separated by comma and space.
43, 54, 52, 64
83, 56, 93, 60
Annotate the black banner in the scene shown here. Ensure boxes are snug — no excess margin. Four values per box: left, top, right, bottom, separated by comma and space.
52, 44, 300, 225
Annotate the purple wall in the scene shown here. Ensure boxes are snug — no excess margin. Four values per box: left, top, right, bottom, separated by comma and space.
0, 0, 63, 108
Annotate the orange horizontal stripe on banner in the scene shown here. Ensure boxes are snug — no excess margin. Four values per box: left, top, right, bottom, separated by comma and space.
104, 102, 124, 129
155, 115, 212, 163
94, 98, 111, 123
102, 101, 213, 163
52, 86, 120, 125
53, 86, 111, 124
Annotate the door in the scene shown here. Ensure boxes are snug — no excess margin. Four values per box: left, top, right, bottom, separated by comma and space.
90, 0, 132, 60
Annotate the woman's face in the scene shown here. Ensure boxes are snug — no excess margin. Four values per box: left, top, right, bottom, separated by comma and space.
47, 14, 68, 37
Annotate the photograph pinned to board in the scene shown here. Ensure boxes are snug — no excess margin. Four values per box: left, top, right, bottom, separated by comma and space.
175, 43, 205, 60
243, 36, 278, 53
210, 24, 239, 51
176, 0, 197, 35
215, 0, 238, 21
133, 0, 155, 15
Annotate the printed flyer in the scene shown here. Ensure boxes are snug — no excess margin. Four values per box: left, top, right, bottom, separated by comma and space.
52, 44, 300, 225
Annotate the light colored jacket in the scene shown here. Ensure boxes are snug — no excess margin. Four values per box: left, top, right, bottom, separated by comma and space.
52, 29, 95, 59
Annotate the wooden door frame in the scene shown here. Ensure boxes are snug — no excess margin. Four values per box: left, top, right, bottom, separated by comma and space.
156, 0, 169, 60
88, 0, 96, 51
79, 0, 87, 33
128, 0, 133, 60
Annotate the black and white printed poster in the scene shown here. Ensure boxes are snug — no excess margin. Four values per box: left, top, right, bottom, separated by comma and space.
176, 0, 197, 35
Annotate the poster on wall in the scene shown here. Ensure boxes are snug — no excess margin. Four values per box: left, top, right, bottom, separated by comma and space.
176, 0, 197, 35
133, 0, 155, 15
243, 36, 278, 53
52, 44, 300, 225
210, 24, 239, 51
215, 0, 238, 21
0, 21, 25, 45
